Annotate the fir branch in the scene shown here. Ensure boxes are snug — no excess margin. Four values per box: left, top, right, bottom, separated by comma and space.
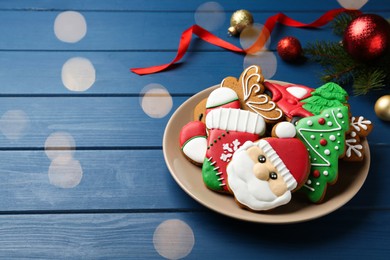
331, 12, 357, 36
304, 41, 357, 84
352, 68, 387, 95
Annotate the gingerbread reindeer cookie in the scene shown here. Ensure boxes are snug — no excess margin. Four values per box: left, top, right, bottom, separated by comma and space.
221, 65, 284, 124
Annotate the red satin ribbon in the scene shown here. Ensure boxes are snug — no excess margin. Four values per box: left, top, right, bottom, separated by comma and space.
130, 8, 360, 75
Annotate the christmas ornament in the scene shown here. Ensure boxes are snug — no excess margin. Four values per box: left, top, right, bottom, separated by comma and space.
277, 36, 303, 62
374, 95, 390, 121
343, 14, 390, 61
228, 9, 254, 36
305, 12, 390, 95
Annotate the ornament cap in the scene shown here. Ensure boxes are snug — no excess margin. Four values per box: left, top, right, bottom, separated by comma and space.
228, 26, 237, 36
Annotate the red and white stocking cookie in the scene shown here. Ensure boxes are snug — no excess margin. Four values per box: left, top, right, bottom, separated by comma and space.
202, 107, 266, 193
180, 87, 241, 165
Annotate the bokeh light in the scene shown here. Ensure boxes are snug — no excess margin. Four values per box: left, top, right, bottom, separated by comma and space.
61, 57, 96, 92
0, 110, 30, 140
337, 0, 368, 10
54, 11, 87, 43
194, 2, 226, 31
153, 219, 195, 259
243, 51, 278, 79
140, 84, 173, 118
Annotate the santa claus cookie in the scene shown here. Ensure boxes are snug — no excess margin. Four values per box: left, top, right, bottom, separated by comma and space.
203, 107, 266, 193
227, 122, 310, 211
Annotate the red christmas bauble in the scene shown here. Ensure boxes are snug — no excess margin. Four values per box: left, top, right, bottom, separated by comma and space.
343, 14, 390, 61
277, 36, 303, 62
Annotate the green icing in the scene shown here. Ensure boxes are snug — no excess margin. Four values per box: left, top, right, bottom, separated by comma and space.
296, 106, 349, 203
311, 82, 348, 102
302, 82, 348, 115
202, 158, 223, 192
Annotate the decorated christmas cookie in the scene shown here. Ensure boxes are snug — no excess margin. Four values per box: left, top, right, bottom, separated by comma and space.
263, 81, 314, 121
203, 108, 266, 193
221, 65, 284, 124
179, 121, 208, 165
227, 122, 310, 211
181, 87, 241, 165
295, 106, 350, 203
343, 116, 373, 162
302, 82, 348, 115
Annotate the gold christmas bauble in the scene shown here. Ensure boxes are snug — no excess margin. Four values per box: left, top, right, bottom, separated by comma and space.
375, 95, 390, 121
228, 9, 254, 36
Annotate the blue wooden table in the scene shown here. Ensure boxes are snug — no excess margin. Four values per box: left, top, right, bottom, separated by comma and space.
0, 0, 389, 258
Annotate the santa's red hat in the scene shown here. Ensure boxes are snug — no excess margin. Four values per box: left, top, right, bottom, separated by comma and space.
257, 122, 310, 191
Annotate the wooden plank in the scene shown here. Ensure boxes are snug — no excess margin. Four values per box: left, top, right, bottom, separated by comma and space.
0, 150, 200, 211
0, 11, 389, 51
1, 0, 387, 12
0, 51, 327, 95
0, 145, 387, 212
0, 210, 388, 258
0, 96, 387, 148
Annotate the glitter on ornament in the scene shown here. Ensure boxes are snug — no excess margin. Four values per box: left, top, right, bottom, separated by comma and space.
343, 14, 390, 61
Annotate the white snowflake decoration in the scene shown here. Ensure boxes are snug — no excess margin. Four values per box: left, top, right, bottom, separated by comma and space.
220, 139, 240, 162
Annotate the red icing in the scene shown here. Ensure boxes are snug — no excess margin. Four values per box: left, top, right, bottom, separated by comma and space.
263, 81, 314, 119
312, 170, 320, 178
179, 121, 207, 147
205, 100, 240, 115
320, 139, 327, 146
264, 137, 310, 186
318, 118, 325, 125
206, 129, 260, 192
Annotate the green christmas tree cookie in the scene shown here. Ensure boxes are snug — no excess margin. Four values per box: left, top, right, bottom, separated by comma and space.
295, 106, 350, 203
302, 82, 348, 115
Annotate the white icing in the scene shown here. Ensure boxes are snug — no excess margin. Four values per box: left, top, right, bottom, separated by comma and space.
323, 171, 329, 176
337, 113, 343, 118
324, 149, 330, 155
220, 139, 240, 162
297, 108, 346, 167
226, 142, 293, 211
327, 121, 333, 126
182, 137, 207, 164
245, 94, 283, 121
286, 86, 308, 99
351, 116, 372, 132
206, 87, 238, 108
274, 122, 296, 138
307, 120, 313, 126
240, 65, 263, 101
310, 135, 315, 139
329, 135, 336, 141
206, 108, 266, 135
345, 138, 363, 157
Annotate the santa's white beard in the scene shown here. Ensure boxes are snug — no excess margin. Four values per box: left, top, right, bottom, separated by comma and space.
227, 148, 292, 211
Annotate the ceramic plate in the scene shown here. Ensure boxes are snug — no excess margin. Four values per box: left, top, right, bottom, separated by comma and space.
163, 82, 370, 224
